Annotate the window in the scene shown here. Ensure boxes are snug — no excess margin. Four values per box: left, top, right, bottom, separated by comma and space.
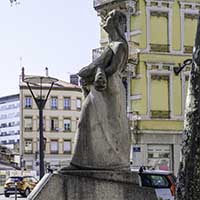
8, 139, 15, 144
76, 98, 81, 110
25, 96, 32, 108
146, 0, 173, 53
24, 139, 33, 154
50, 140, 58, 154
140, 174, 169, 188
63, 118, 71, 131
63, 140, 71, 154
64, 97, 71, 110
150, 12, 169, 52
24, 117, 33, 131
1, 123, 7, 128
51, 117, 59, 131
150, 75, 170, 118
147, 144, 172, 171
1, 141, 7, 145
147, 63, 173, 118
51, 97, 58, 109
184, 14, 198, 53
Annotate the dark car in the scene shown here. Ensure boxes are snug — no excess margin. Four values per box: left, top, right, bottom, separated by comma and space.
4, 176, 38, 198
132, 166, 176, 199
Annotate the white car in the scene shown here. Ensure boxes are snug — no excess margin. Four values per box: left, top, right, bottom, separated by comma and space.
132, 166, 176, 200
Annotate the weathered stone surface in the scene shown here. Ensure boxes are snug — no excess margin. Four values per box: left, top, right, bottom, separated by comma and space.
176, 16, 200, 200
27, 173, 65, 200
28, 171, 157, 200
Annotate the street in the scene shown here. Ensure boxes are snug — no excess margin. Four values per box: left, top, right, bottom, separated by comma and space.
0, 194, 26, 200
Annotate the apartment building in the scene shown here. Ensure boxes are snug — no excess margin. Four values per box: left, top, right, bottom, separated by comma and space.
19, 75, 82, 172
93, 0, 199, 174
0, 94, 20, 150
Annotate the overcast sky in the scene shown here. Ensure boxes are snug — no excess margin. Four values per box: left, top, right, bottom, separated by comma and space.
0, 0, 100, 96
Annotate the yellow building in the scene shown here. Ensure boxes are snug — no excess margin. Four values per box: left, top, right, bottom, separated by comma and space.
19, 71, 82, 173
94, 0, 200, 174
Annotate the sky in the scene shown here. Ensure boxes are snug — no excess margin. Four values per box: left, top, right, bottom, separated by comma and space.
0, 0, 100, 96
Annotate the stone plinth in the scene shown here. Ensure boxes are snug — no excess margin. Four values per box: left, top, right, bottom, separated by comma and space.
28, 170, 157, 200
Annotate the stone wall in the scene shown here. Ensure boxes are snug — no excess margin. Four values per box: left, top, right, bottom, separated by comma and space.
28, 171, 157, 200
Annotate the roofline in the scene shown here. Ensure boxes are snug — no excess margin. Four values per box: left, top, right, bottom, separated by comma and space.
19, 86, 82, 92
0, 94, 20, 102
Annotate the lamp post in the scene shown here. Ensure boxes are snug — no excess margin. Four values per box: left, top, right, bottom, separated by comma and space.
23, 76, 58, 179
173, 58, 192, 75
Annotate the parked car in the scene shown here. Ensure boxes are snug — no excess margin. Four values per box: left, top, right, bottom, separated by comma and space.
4, 176, 38, 198
132, 166, 176, 200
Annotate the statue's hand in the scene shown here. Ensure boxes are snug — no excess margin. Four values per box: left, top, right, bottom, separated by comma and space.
193, 46, 200, 66
78, 62, 98, 78
94, 67, 107, 92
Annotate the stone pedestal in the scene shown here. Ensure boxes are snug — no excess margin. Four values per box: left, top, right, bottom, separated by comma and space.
28, 170, 157, 200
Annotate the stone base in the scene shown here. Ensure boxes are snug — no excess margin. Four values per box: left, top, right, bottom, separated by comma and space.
28, 170, 157, 200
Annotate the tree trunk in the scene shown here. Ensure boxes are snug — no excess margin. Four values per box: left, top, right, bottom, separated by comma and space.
176, 15, 200, 200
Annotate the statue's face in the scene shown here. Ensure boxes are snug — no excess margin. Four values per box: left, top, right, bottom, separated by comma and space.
102, 13, 114, 34
102, 10, 127, 37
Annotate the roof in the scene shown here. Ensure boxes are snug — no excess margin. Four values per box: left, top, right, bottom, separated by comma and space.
19, 75, 81, 91
0, 94, 19, 104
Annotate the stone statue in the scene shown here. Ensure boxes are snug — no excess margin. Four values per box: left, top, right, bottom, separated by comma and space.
70, 10, 130, 169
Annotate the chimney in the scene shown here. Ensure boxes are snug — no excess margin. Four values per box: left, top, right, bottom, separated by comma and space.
22, 67, 25, 82
45, 67, 49, 77
70, 74, 79, 86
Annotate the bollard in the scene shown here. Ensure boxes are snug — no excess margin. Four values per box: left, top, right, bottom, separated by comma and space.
15, 182, 17, 200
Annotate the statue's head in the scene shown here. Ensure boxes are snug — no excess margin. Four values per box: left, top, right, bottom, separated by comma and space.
102, 10, 127, 40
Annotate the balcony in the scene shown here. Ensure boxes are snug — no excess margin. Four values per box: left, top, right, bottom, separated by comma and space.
92, 47, 105, 60
94, 0, 127, 9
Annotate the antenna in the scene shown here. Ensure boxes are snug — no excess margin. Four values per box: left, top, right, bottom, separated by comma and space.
19, 57, 22, 67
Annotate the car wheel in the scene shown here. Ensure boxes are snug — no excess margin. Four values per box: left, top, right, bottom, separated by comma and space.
4, 192, 10, 198
23, 188, 30, 197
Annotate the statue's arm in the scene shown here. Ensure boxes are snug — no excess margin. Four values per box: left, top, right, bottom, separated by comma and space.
105, 43, 127, 76
78, 47, 113, 78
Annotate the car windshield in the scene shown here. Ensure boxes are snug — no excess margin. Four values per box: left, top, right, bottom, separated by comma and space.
6, 177, 23, 183
140, 174, 170, 188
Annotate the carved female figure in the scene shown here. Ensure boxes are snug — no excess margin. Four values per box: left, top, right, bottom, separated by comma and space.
71, 10, 130, 169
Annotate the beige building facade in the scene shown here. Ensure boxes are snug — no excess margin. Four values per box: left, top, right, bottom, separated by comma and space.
19, 75, 82, 172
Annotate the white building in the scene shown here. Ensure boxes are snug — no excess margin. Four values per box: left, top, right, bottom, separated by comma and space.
0, 94, 20, 150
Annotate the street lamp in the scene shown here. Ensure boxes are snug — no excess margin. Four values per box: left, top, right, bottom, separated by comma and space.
173, 58, 192, 75
23, 76, 58, 179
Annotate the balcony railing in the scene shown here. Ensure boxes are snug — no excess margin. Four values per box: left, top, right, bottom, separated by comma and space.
92, 47, 105, 60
